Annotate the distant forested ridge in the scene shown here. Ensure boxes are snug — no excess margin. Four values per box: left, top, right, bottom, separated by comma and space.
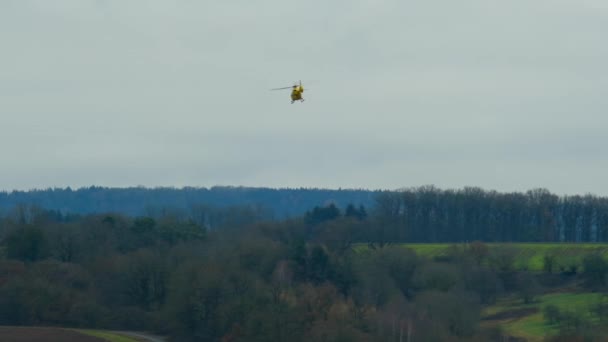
0, 186, 379, 218
2, 185, 608, 242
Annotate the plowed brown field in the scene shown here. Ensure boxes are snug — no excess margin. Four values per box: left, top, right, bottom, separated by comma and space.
0, 326, 106, 342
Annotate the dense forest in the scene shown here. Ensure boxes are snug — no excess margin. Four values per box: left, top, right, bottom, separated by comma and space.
1, 187, 608, 341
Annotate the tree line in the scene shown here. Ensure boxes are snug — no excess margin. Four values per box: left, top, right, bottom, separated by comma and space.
3, 185, 608, 243
372, 186, 608, 243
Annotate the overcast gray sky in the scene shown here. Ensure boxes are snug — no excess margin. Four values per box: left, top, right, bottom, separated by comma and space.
1, 0, 607, 194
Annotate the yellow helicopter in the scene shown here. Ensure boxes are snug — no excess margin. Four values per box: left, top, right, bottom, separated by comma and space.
271, 81, 305, 104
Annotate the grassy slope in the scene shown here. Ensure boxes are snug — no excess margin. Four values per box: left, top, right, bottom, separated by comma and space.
72, 330, 143, 342
483, 292, 603, 341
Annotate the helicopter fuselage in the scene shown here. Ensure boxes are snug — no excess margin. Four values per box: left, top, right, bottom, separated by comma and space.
290, 86, 304, 103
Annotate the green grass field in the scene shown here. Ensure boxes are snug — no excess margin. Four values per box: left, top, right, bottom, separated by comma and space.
484, 292, 604, 341
400, 243, 608, 271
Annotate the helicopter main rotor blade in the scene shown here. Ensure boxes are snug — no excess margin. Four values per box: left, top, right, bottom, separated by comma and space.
270, 86, 293, 90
